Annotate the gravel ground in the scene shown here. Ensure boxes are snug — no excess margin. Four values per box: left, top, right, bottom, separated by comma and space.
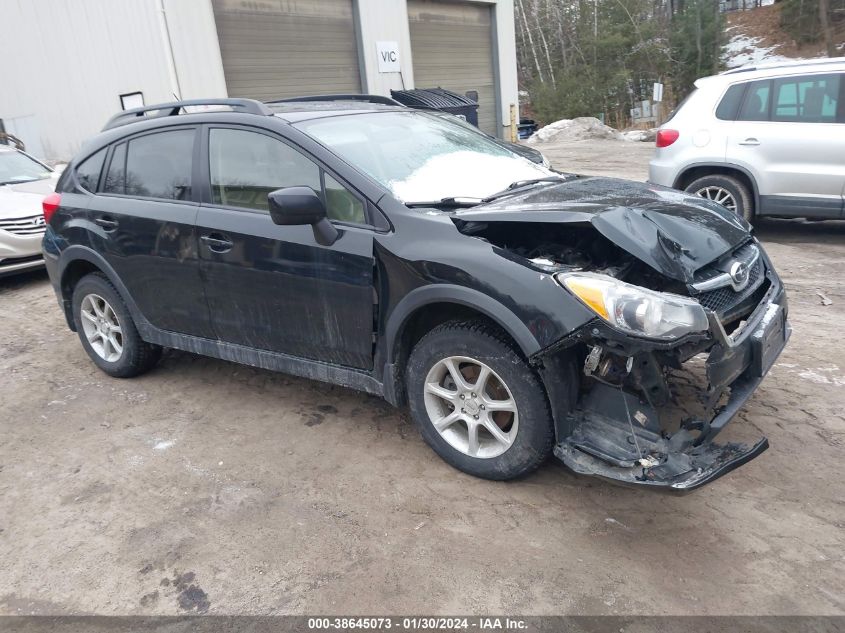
1, 138, 843, 616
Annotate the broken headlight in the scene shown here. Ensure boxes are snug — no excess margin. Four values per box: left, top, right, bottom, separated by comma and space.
557, 272, 709, 340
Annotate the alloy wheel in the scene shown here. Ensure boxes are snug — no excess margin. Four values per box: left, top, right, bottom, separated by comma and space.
695, 186, 737, 212
423, 356, 519, 459
79, 293, 124, 362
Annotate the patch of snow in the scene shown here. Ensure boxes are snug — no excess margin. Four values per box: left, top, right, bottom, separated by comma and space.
604, 517, 631, 531
619, 129, 657, 143
527, 117, 622, 145
722, 33, 797, 69
798, 371, 845, 386
153, 439, 175, 451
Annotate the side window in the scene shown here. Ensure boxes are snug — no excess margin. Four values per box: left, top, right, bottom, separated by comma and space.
737, 80, 771, 121
208, 128, 368, 224
209, 128, 320, 212
324, 173, 365, 224
103, 130, 194, 200
75, 148, 107, 192
715, 84, 746, 121
772, 74, 840, 123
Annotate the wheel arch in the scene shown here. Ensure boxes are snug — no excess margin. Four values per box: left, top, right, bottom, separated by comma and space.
380, 285, 542, 406
674, 163, 760, 216
57, 247, 146, 332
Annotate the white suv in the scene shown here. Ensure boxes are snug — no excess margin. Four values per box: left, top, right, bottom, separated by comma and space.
649, 58, 845, 221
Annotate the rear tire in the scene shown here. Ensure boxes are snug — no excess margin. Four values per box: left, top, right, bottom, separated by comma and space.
685, 174, 753, 223
71, 273, 162, 378
405, 320, 559, 480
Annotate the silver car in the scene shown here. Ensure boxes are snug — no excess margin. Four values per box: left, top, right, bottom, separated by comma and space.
649, 58, 845, 221
0, 146, 58, 276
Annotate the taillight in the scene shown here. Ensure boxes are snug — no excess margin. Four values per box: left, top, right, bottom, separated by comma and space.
656, 129, 680, 148
42, 193, 61, 224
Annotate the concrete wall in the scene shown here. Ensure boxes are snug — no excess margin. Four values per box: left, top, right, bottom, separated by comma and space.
0, 0, 226, 161
0, 0, 517, 159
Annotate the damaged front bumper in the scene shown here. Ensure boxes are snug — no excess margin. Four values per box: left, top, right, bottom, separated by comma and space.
551, 279, 790, 493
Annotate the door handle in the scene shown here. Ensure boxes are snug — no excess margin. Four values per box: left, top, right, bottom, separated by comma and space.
94, 216, 118, 231
739, 138, 761, 146
201, 233, 233, 253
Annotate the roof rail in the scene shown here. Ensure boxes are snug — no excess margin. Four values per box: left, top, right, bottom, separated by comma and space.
722, 56, 845, 75
267, 94, 404, 107
102, 98, 273, 131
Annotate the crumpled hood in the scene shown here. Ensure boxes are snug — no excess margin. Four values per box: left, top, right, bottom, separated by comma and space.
0, 176, 58, 219
453, 175, 751, 282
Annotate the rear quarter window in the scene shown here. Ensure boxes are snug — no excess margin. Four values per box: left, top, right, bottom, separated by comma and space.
716, 84, 747, 120
75, 148, 107, 192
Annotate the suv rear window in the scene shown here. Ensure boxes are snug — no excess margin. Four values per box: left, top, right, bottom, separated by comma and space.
716, 84, 746, 120
103, 129, 194, 200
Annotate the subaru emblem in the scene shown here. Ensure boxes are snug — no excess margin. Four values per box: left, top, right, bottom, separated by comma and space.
729, 261, 749, 291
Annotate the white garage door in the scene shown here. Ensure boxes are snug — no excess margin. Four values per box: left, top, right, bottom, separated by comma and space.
408, 0, 498, 136
212, 0, 361, 101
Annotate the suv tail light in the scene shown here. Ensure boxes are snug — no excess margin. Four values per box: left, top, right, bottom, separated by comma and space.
656, 129, 680, 148
42, 193, 61, 224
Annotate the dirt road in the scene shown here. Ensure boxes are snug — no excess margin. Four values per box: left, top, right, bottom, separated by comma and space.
1, 139, 843, 616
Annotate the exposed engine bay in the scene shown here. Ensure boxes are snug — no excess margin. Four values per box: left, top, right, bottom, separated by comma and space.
453, 219, 686, 293
454, 218, 789, 492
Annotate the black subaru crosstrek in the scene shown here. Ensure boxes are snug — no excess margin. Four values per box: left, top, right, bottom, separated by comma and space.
42, 98, 790, 492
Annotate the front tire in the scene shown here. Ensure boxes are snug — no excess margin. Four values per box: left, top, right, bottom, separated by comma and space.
685, 174, 753, 222
405, 320, 557, 480
71, 273, 162, 378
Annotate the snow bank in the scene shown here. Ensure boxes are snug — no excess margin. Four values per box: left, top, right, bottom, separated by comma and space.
526, 117, 622, 144
619, 129, 657, 143
528, 117, 656, 144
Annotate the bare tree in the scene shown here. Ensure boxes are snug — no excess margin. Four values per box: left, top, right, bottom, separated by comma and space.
516, 0, 545, 82
818, 0, 837, 56
532, 0, 557, 87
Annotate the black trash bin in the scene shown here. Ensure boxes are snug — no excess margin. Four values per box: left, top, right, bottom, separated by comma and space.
390, 88, 480, 127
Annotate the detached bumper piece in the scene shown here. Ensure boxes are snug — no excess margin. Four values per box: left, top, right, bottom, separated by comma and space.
554, 290, 790, 493
554, 383, 769, 493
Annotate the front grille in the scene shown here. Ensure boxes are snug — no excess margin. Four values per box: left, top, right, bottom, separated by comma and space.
0, 215, 46, 236
0, 253, 43, 266
691, 241, 766, 317
696, 257, 764, 312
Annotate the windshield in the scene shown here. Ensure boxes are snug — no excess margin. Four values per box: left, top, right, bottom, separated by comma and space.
295, 111, 553, 203
0, 150, 52, 185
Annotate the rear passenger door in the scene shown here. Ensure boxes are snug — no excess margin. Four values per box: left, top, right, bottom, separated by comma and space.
91, 126, 215, 338
727, 73, 845, 218
196, 125, 375, 369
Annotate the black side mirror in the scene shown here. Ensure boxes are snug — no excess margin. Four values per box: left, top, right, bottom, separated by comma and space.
267, 186, 339, 246
268, 187, 325, 225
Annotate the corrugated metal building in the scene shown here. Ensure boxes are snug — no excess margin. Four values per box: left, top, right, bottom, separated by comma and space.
0, 0, 519, 161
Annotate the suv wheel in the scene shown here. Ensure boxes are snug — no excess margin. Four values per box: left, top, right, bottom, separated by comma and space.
72, 273, 162, 378
405, 320, 558, 480
685, 174, 753, 222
